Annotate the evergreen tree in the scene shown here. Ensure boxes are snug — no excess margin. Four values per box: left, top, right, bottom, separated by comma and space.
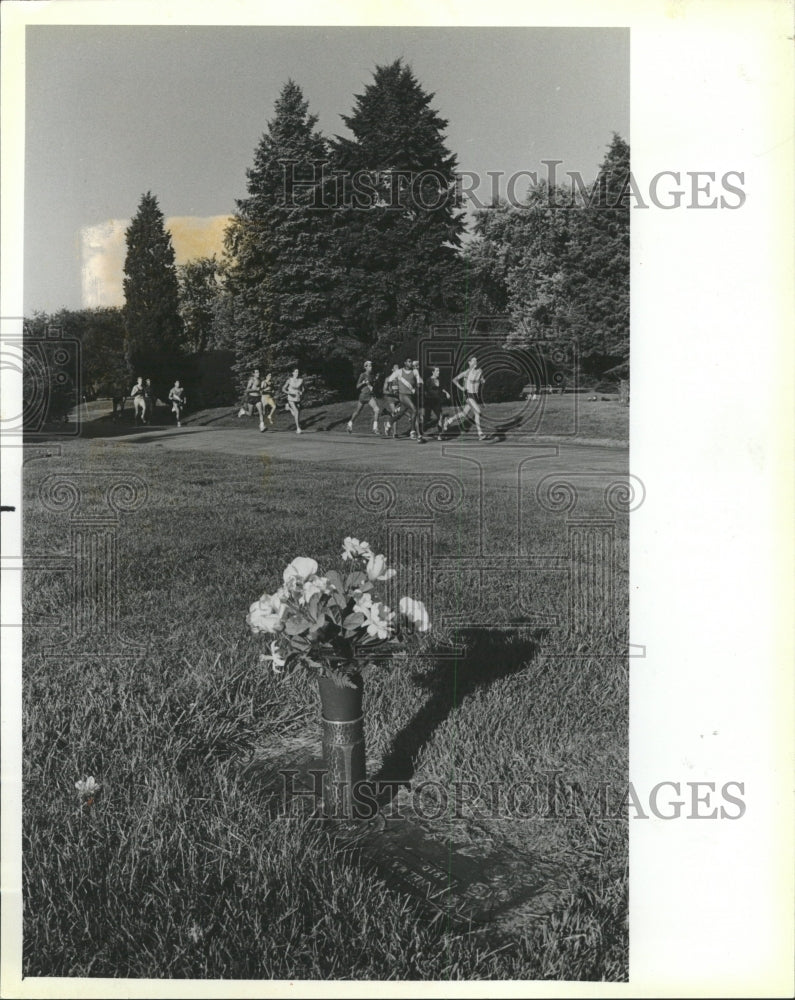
222, 81, 346, 391
122, 192, 184, 394
563, 133, 630, 375
328, 59, 466, 357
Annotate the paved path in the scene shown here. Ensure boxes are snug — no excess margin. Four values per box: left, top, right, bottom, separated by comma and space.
115, 425, 628, 488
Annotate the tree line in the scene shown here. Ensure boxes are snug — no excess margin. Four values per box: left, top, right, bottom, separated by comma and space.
25, 60, 629, 420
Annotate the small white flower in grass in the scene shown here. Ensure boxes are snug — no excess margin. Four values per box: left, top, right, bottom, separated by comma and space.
283, 557, 319, 585
260, 640, 287, 673
342, 537, 372, 561
75, 776, 101, 798
366, 552, 396, 582
247, 592, 286, 634
75, 775, 102, 810
399, 597, 431, 632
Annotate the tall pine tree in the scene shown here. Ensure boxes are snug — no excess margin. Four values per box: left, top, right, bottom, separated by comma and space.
222, 81, 347, 391
328, 60, 466, 357
563, 133, 630, 375
122, 192, 184, 394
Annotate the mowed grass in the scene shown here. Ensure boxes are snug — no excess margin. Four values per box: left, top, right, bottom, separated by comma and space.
22, 438, 628, 981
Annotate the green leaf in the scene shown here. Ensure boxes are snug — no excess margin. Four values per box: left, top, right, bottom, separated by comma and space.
323, 665, 358, 689
325, 570, 346, 604
285, 616, 311, 636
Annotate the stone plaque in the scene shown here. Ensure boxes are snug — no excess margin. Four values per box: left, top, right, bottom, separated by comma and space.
243, 750, 571, 939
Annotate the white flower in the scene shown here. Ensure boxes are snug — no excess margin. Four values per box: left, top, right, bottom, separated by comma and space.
247, 592, 286, 634
399, 597, 431, 632
362, 601, 395, 640
300, 574, 331, 605
283, 557, 319, 585
353, 591, 374, 615
366, 552, 396, 582
75, 776, 101, 797
342, 537, 372, 561
260, 640, 287, 673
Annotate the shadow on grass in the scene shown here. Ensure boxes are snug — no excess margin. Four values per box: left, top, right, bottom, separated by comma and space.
300, 410, 327, 429
373, 627, 545, 794
25, 415, 172, 442
324, 416, 351, 432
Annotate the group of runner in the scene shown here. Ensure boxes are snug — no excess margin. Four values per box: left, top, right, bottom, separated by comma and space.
124, 357, 485, 440
346, 356, 486, 442
236, 356, 485, 441
126, 376, 187, 426
238, 369, 305, 434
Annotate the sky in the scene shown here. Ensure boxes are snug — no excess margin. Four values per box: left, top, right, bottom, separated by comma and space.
24, 25, 628, 314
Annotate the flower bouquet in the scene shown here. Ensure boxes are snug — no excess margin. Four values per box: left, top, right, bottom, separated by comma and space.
247, 536, 430, 688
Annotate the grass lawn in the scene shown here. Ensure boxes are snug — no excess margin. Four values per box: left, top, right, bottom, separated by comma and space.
22, 434, 628, 981
71, 392, 628, 445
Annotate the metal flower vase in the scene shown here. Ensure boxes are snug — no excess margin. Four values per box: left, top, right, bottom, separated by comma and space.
317, 669, 366, 820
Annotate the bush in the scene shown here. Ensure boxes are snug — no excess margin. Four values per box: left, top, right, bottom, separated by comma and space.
295, 374, 342, 407
183, 350, 237, 409
482, 369, 526, 404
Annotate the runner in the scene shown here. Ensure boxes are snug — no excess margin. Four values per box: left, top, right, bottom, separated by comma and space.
257, 372, 276, 432
168, 380, 186, 427
423, 366, 451, 439
441, 355, 487, 441
381, 364, 403, 437
130, 376, 146, 424
143, 378, 155, 424
238, 369, 261, 418
282, 368, 304, 434
395, 358, 424, 443
346, 361, 381, 435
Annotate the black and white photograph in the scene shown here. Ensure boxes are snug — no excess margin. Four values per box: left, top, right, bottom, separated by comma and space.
1, 1, 792, 996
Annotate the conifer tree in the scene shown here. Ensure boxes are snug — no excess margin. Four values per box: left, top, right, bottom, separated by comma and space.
122, 192, 184, 394
563, 133, 630, 373
222, 81, 344, 390
328, 59, 466, 356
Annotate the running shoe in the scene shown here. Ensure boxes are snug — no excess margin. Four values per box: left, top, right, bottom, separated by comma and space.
346, 422, 352, 434
372, 423, 379, 435
296, 428, 303, 434
259, 421, 266, 432
410, 430, 416, 439
238, 408, 245, 418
